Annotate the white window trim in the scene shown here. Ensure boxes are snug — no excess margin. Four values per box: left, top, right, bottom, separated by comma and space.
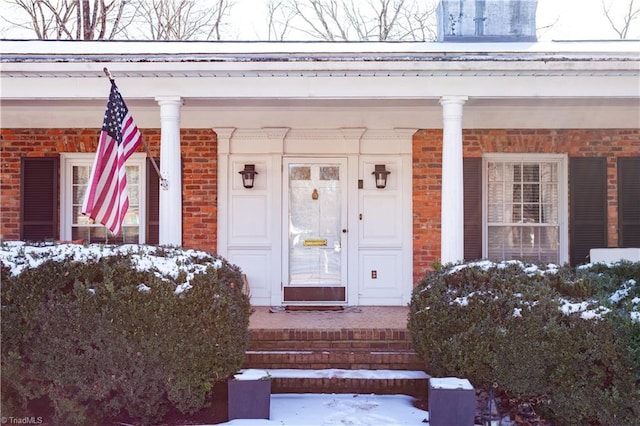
482, 153, 569, 264
60, 153, 147, 243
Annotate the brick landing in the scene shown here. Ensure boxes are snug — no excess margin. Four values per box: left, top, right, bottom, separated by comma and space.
249, 306, 410, 329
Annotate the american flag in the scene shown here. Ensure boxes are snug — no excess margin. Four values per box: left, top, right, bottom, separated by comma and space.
82, 80, 142, 236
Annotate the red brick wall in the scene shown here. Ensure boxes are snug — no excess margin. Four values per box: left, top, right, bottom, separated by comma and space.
3, 127, 638, 284
0, 128, 217, 252
412, 128, 640, 282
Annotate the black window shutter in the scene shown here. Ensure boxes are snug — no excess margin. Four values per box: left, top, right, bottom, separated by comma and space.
464, 157, 483, 261
21, 157, 58, 241
146, 158, 160, 245
569, 157, 607, 266
618, 157, 640, 247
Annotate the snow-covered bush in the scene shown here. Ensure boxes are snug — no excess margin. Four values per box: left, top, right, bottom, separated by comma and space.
408, 260, 640, 425
1, 242, 251, 425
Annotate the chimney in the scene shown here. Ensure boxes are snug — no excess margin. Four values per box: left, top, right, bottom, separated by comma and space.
437, 0, 538, 42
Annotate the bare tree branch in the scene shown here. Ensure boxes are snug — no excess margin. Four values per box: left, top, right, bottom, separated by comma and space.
277, 0, 437, 41
602, 0, 640, 39
126, 0, 233, 40
6, 0, 133, 39
266, 0, 296, 41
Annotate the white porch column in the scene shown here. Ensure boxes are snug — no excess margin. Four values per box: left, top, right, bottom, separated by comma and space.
155, 96, 183, 246
440, 95, 468, 264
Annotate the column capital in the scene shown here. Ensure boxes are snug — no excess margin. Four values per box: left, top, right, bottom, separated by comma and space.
154, 96, 183, 105
439, 95, 468, 106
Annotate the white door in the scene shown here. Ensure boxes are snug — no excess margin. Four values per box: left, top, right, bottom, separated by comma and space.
283, 158, 348, 304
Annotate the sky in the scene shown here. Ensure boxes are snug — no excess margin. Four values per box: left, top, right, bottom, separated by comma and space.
0, 0, 638, 41
230, 0, 639, 41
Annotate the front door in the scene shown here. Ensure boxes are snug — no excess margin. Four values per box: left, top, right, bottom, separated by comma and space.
283, 158, 348, 304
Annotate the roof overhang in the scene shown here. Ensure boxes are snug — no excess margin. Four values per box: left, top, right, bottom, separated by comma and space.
1, 40, 638, 101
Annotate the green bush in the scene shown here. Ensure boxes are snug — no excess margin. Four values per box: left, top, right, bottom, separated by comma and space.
1, 242, 251, 425
408, 261, 640, 426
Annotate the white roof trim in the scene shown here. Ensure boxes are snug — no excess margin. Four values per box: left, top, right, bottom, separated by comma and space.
2, 39, 639, 56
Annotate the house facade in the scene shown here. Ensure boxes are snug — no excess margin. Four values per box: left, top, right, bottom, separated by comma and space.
1, 39, 639, 306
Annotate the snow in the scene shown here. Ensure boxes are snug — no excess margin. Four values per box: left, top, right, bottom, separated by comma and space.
225, 370, 432, 425
0, 241, 223, 295
429, 377, 473, 390
557, 299, 615, 321
219, 393, 429, 426
233, 370, 272, 381
610, 279, 637, 303
236, 369, 429, 380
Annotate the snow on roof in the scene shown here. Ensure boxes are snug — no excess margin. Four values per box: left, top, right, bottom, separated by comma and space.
1, 39, 638, 63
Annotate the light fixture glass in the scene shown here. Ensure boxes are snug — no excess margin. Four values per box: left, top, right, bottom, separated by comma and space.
239, 164, 258, 188
372, 164, 390, 189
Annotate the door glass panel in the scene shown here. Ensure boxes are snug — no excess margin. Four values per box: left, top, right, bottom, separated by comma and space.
288, 163, 342, 286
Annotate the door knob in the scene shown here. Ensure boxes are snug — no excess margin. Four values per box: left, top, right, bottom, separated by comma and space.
342, 229, 348, 233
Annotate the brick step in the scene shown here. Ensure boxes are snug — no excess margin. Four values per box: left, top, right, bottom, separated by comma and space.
243, 349, 425, 370
249, 328, 414, 349
245, 328, 424, 371
237, 369, 430, 399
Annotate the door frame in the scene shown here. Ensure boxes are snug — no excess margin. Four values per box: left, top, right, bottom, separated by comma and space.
282, 157, 351, 305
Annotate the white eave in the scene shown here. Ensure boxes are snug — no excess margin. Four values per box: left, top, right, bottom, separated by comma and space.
1, 39, 638, 101
2, 39, 639, 77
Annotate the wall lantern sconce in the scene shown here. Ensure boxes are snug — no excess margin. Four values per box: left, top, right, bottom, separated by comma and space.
239, 164, 258, 189
372, 164, 390, 189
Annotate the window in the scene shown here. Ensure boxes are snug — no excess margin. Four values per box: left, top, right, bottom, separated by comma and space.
484, 155, 567, 264
60, 153, 146, 244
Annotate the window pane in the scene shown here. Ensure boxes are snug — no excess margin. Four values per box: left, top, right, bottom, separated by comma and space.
540, 163, 557, 182
487, 226, 506, 261
73, 206, 91, 225
126, 165, 139, 184
124, 206, 140, 226
523, 164, 539, 182
73, 184, 86, 205
487, 162, 504, 181
290, 166, 311, 180
510, 163, 521, 183
488, 203, 503, 222
129, 184, 139, 205
523, 203, 540, 223
73, 166, 90, 185
320, 166, 339, 180
511, 205, 522, 223
512, 184, 522, 202
121, 226, 140, 244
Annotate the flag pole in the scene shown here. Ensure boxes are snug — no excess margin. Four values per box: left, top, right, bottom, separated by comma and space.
103, 67, 168, 190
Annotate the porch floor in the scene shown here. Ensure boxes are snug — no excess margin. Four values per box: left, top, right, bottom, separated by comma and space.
249, 306, 410, 330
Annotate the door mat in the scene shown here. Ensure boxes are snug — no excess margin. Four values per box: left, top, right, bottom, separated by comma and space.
269, 306, 363, 313
286, 305, 344, 312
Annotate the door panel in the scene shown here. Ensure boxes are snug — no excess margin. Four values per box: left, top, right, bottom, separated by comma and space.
284, 159, 347, 303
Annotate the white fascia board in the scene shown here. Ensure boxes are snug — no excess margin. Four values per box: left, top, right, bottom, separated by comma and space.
1, 74, 638, 100
1, 57, 638, 77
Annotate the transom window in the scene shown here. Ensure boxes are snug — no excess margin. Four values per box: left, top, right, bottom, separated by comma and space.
61, 154, 146, 244
484, 155, 566, 264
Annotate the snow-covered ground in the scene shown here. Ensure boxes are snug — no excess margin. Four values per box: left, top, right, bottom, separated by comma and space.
220, 393, 429, 426
223, 370, 432, 425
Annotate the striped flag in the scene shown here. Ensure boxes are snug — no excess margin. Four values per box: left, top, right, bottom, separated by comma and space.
82, 80, 142, 236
